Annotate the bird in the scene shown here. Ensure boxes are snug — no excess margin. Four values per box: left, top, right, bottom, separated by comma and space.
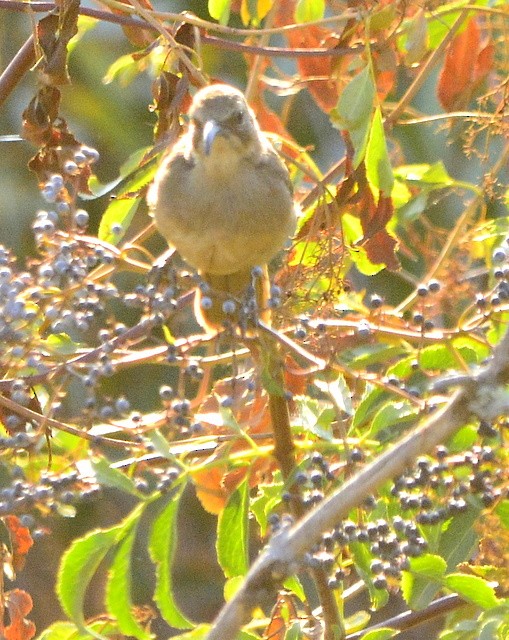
147, 83, 297, 333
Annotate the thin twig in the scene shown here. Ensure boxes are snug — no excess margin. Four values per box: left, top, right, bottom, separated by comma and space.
345, 594, 464, 639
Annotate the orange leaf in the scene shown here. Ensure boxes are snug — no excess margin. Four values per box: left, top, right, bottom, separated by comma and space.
437, 19, 494, 111
191, 465, 229, 515
5, 516, 33, 573
4, 590, 36, 640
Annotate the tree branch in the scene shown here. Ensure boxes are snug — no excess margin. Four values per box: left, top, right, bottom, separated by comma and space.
205, 319, 509, 640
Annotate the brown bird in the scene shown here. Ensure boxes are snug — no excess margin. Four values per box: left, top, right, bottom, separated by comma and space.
147, 83, 297, 332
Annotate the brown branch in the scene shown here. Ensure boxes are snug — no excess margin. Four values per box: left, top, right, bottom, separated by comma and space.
345, 594, 464, 639
205, 316, 509, 640
0, 35, 36, 108
0, 1, 365, 57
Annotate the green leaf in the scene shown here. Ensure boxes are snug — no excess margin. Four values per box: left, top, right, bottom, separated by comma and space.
98, 196, 142, 245
439, 498, 482, 571
208, 0, 231, 24
36, 621, 85, 640
366, 107, 394, 195
283, 575, 306, 602
169, 625, 210, 640
87, 146, 154, 199
495, 499, 509, 528
224, 575, 244, 602
57, 525, 125, 638
217, 478, 249, 578
41, 333, 80, 356
369, 399, 419, 438
284, 621, 302, 640
103, 53, 139, 86
36, 620, 123, 640
337, 66, 375, 132
149, 492, 193, 629
394, 162, 454, 187
106, 524, 152, 639
341, 213, 386, 274
445, 574, 500, 610
361, 630, 398, 640
251, 481, 284, 535
335, 66, 375, 167
295, 0, 325, 23
293, 397, 333, 441
92, 457, 143, 498
418, 344, 479, 371
352, 386, 386, 430
350, 542, 388, 610
401, 554, 447, 610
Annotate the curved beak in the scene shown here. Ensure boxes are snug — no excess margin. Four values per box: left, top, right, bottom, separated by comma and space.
203, 120, 223, 155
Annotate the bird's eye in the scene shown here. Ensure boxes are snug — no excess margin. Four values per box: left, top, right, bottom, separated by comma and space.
228, 110, 244, 126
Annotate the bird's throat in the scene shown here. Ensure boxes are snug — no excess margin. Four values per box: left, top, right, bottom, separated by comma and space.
200, 136, 248, 180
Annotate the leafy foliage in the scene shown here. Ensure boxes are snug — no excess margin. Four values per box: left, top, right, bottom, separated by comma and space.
0, 1, 508, 639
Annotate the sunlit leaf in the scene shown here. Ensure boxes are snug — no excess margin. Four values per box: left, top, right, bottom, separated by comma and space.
92, 457, 143, 498
366, 107, 394, 195
208, 0, 232, 24
401, 554, 447, 610
106, 522, 152, 639
57, 525, 127, 638
149, 492, 193, 629
294, 0, 325, 23
445, 574, 500, 610
98, 196, 142, 245
217, 478, 249, 578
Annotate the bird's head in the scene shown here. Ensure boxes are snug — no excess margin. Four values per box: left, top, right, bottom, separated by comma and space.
189, 84, 262, 161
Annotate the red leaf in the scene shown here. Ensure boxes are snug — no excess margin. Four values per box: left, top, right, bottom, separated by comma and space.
4, 590, 36, 640
438, 19, 494, 111
5, 516, 34, 572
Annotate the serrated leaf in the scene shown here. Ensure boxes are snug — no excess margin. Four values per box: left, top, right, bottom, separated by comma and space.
208, 0, 231, 24
445, 574, 500, 610
401, 554, 447, 610
217, 478, 249, 578
57, 525, 125, 638
149, 492, 193, 629
366, 107, 394, 195
294, 0, 325, 23
92, 457, 143, 498
106, 523, 152, 639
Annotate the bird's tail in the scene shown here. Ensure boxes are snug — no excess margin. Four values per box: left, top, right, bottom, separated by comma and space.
195, 265, 271, 333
